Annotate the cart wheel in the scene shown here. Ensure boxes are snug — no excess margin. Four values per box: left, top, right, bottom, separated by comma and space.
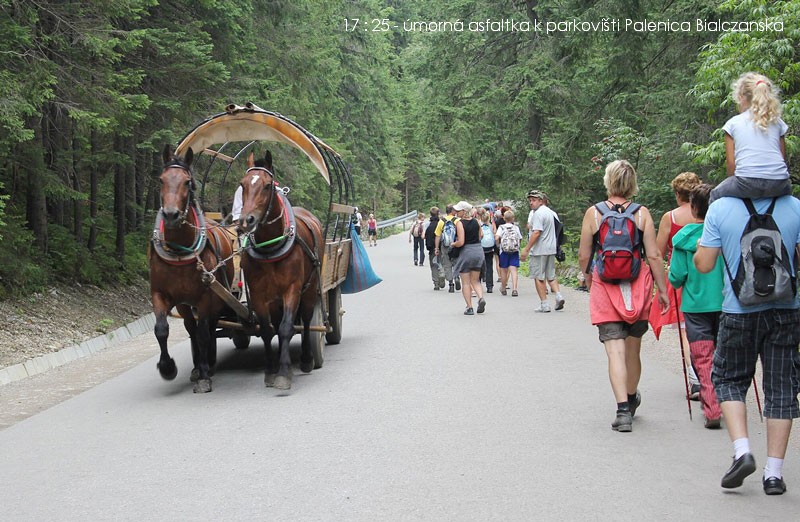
325, 287, 343, 345
232, 331, 251, 350
312, 301, 325, 369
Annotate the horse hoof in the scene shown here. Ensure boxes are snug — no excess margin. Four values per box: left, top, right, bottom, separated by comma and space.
193, 379, 212, 393
273, 375, 292, 390
264, 373, 277, 387
300, 359, 314, 374
190, 368, 199, 383
157, 359, 178, 381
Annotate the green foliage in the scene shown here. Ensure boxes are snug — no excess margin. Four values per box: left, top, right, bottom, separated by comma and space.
1, 0, 793, 295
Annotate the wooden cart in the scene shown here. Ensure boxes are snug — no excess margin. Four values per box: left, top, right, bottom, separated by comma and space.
172, 103, 355, 367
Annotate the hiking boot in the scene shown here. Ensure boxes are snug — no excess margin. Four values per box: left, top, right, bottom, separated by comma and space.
611, 410, 632, 432
536, 302, 551, 313
449, 283, 455, 293
721, 453, 756, 489
477, 298, 486, 314
630, 390, 641, 418
455, 278, 461, 291
464, 307, 474, 315
690, 383, 701, 401
555, 297, 565, 310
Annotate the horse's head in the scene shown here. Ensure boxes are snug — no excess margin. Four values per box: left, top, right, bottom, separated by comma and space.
159, 145, 196, 228
239, 150, 277, 233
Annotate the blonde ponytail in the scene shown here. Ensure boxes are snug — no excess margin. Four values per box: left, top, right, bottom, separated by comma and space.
732, 72, 782, 131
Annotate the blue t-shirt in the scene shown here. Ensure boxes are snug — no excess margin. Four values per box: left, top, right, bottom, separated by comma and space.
700, 195, 800, 313
722, 109, 789, 180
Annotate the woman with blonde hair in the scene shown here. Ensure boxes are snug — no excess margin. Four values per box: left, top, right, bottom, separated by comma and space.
578, 160, 669, 433
711, 72, 791, 202
450, 201, 487, 315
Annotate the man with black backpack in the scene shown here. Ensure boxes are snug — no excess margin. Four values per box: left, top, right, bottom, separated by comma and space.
520, 190, 565, 312
695, 193, 800, 495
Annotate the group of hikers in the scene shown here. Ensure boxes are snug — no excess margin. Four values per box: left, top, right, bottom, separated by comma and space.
576, 71, 798, 496
408, 191, 566, 317
406, 71, 797, 496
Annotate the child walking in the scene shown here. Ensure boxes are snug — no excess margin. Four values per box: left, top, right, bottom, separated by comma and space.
711, 72, 791, 202
668, 184, 724, 429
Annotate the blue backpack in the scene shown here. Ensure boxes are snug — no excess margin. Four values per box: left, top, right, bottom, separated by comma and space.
441, 219, 457, 247
480, 223, 495, 248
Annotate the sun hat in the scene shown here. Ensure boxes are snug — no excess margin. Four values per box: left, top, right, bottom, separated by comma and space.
453, 201, 473, 212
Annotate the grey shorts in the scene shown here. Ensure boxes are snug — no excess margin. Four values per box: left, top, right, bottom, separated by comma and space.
597, 320, 649, 343
530, 254, 556, 281
712, 309, 800, 419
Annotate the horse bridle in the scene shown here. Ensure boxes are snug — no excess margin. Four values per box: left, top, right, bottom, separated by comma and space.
161, 161, 197, 225
246, 166, 286, 229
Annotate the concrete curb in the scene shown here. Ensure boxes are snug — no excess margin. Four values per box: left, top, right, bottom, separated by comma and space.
0, 313, 156, 386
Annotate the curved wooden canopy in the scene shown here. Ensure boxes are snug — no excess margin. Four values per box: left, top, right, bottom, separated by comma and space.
175, 105, 331, 185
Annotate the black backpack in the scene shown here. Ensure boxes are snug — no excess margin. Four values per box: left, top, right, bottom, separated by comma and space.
722, 198, 796, 305
554, 216, 566, 262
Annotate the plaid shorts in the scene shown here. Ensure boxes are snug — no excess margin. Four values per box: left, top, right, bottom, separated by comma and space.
712, 309, 800, 419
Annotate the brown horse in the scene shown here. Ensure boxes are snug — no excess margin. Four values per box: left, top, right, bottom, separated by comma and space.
149, 145, 235, 393
238, 151, 324, 390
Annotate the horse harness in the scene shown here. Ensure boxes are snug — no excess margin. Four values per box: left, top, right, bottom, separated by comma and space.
242, 168, 322, 295
151, 162, 232, 288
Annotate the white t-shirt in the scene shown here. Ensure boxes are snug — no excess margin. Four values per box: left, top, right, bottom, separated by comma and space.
231, 186, 243, 221
530, 205, 557, 256
722, 109, 789, 180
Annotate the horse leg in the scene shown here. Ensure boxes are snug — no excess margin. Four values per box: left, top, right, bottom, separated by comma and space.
175, 305, 201, 383
273, 309, 297, 390
207, 318, 218, 377
153, 295, 177, 380
299, 300, 315, 374
192, 316, 214, 393
260, 315, 279, 387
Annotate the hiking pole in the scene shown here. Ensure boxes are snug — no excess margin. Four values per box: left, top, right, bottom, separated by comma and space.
672, 286, 693, 421
752, 376, 764, 423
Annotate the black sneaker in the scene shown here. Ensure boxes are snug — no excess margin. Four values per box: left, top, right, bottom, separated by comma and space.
448, 284, 455, 293
763, 476, 787, 495
464, 307, 474, 315
611, 410, 632, 432
455, 278, 461, 291
690, 383, 701, 401
476, 298, 486, 314
721, 453, 756, 489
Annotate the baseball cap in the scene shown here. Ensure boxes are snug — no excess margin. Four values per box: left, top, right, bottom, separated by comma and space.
527, 190, 544, 199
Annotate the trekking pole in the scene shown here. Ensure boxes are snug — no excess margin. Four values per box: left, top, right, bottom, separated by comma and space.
752, 376, 764, 423
672, 286, 693, 421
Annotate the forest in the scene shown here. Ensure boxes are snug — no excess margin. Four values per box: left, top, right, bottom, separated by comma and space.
1, 0, 798, 297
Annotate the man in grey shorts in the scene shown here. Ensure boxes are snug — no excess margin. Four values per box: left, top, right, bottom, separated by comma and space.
695, 193, 800, 495
520, 190, 564, 312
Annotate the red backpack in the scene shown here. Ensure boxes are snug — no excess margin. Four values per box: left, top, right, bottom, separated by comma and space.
589, 202, 644, 283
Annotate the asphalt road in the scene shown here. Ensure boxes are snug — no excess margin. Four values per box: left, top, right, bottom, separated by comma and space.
0, 231, 797, 521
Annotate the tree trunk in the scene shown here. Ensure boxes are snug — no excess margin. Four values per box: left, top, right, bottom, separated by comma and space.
72, 134, 83, 244
87, 130, 99, 252
125, 137, 137, 232
23, 116, 49, 252
114, 135, 126, 262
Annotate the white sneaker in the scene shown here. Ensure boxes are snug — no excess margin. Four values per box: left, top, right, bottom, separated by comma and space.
536, 302, 551, 313
555, 297, 565, 310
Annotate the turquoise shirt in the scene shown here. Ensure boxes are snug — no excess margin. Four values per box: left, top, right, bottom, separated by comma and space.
668, 223, 723, 313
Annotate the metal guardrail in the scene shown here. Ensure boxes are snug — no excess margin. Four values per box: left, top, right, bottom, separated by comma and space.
376, 210, 417, 231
